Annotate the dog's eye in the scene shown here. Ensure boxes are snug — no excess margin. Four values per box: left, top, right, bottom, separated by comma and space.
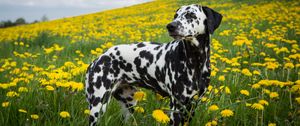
185, 13, 197, 19
174, 14, 178, 19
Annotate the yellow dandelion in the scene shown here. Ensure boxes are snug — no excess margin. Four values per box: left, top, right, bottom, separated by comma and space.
84, 109, 90, 115
70, 82, 84, 91
205, 122, 212, 126
220, 109, 234, 117
259, 100, 269, 106
253, 70, 261, 75
284, 63, 294, 69
193, 95, 199, 100
295, 97, 300, 104
252, 84, 261, 89
6, 91, 19, 97
30, 114, 39, 120
241, 69, 252, 76
201, 97, 208, 102
60, 111, 71, 118
218, 75, 225, 81
240, 90, 250, 96
225, 86, 231, 94
245, 103, 252, 107
134, 106, 145, 113
211, 120, 217, 126
133, 91, 146, 101
46, 85, 55, 91
269, 92, 279, 99
208, 105, 219, 111
18, 109, 27, 113
2, 101, 10, 107
268, 123, 276, 126
152, 109, 170, 124
18, 87, 29, 92
251, 103, 264, 110
156, 93, 164, 100
263, 89, 270, 94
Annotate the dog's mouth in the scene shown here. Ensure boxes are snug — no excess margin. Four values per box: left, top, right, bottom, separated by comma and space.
169, 33, 194, 40
168, 32, 184, 39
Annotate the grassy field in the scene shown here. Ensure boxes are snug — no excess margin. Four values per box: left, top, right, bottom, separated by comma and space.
0, 0, 299, 125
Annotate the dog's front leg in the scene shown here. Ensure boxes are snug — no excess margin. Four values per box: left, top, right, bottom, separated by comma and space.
169, 97, 183, 126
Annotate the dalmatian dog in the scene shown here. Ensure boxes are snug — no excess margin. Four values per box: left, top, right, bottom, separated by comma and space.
85, 4, 222, 126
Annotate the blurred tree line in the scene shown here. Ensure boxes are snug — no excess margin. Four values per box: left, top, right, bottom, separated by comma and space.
0, 15, 48, 28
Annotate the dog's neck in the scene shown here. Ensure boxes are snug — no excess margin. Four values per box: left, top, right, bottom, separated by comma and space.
183, 33, 211, 94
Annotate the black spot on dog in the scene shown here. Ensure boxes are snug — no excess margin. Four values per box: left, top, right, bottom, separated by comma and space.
101, 91, 111, 103
137, 42, 146, 47
140, 51, 154, 64
92, 97, 101, 106
116, 51, 120, 56
87, 85, 95, 94
95, 76, 102, 89
94, 112, 99, 117
89, 116, 95, 122
150, 42, 161, 45
174, 13, 178, 19
156, 50, 162, 60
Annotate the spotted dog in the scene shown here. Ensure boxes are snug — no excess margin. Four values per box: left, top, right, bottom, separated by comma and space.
85, 4, 222, 126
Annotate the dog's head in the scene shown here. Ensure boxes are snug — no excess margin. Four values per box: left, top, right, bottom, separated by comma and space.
167, 4, 222, 40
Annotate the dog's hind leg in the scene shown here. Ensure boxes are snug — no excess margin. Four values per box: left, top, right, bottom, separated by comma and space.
113, 84, 138, 121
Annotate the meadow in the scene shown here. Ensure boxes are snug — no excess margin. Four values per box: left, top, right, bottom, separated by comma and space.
0, 0, 299, 125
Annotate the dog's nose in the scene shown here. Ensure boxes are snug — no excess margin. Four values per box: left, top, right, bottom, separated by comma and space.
167, 22, 178, 32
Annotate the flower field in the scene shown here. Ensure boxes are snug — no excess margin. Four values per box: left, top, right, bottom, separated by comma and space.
0, 0, 299, 125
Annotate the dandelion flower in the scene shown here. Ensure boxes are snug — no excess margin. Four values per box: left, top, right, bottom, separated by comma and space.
156, 93, 164, 100
211, 120, 217, 126
251, 103, 264, 110
30, 114, 39, 120
269, 92, 279, 99
284, 63, 294, 69
205, 122, 212, 126
46, 85, 55, 91
220, 109, 234, 117
208, 105, 219, 111
2, 102, 10, 107
245, 103, 252, 107
18, 87, 28, 92
268, 123, 276, 126
134, 106, 145, 113
295, 97, 300, 104
70, 82, 84, 91
152, 109, 170, 124
18, 109, 27, 113
225, 86, 231, 94
240, 90, 250, 96
241, 69, 252, 76
253, 70, 261, 75
218, 75, 225, 81
84, 109, 90, 115
60, 111, 71, 118
133, 91, 146, 101
193, 95, 199, 100
201, 97, 208, 102
6, 91, 19, 97
259, 100, 269, 106
252, 84, 261, 89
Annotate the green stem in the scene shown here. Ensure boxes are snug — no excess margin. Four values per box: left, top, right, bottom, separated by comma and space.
256, 111, 259, 126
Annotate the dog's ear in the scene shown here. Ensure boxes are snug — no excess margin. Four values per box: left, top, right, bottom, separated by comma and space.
202, 6, 222, 34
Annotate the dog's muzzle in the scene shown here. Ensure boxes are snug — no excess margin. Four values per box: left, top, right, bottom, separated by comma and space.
167, 21, 183, 38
